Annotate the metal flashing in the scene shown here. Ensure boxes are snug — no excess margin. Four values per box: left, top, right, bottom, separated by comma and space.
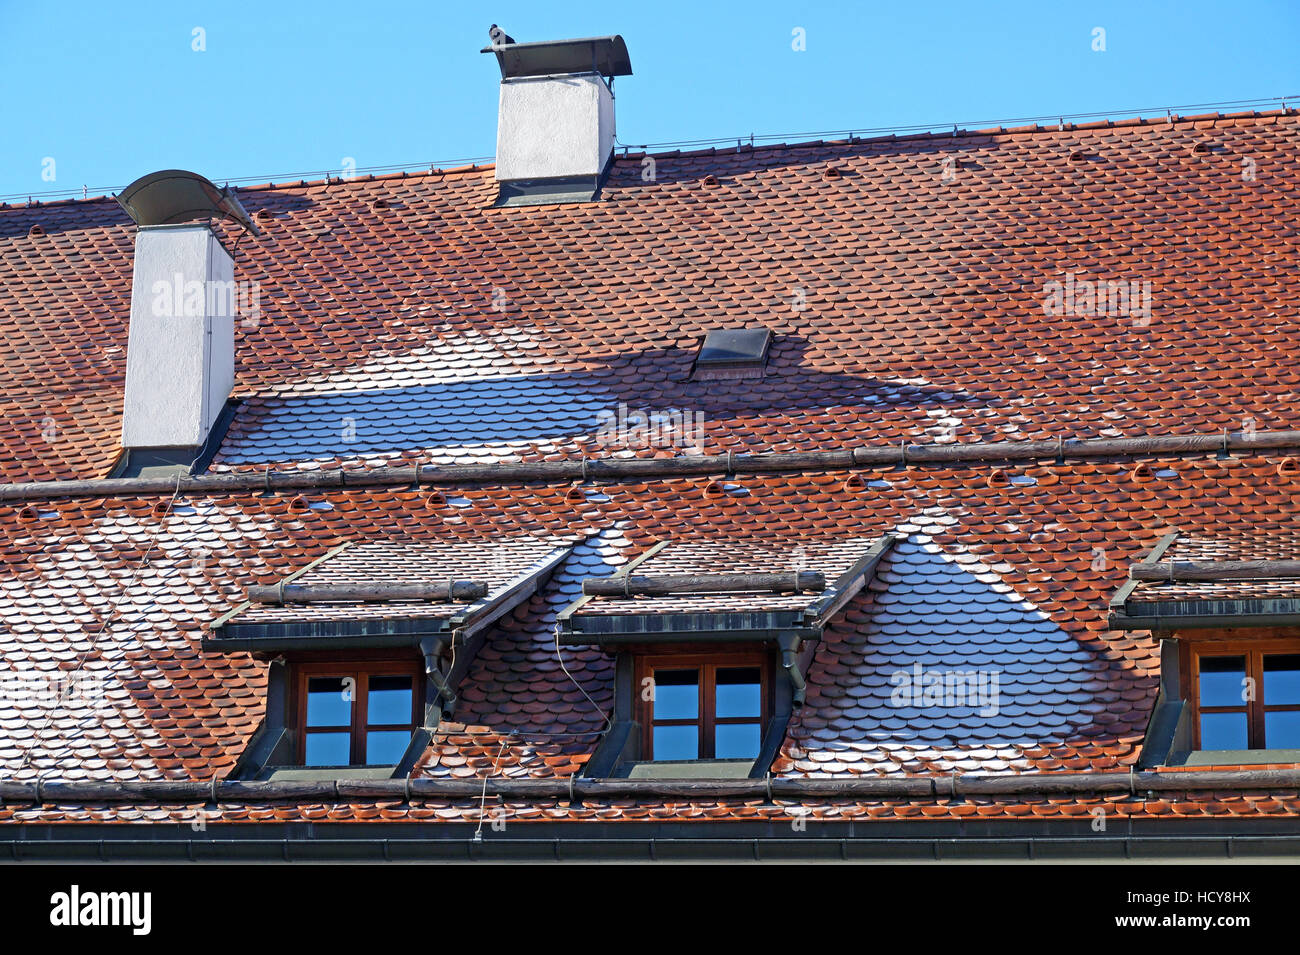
690, 328, 773, 380
109, 398, 239, 479
493, 152, 616, 207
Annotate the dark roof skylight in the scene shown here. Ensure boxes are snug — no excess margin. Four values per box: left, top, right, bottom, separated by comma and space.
697, 328, 772, 365
692, 327, 772, 380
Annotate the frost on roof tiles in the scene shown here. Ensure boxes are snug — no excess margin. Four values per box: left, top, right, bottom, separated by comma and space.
4, 114, 1298, 481
207, 535, 577, 647
3, 111, 1300, 828
559, 535, 894, 643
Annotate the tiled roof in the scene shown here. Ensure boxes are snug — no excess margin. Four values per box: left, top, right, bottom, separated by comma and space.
567, 536, 882, 616
1122, 527, 1300, 609
218, 535, 575, 627
416, 528, 631, 780
2, 109, 1300, 832
3, 454, 1300, 821
777, 531, 1138, 777
2, 111, 1296, 483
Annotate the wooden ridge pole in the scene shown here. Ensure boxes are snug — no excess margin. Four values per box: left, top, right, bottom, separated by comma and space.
4, 768, 1300, 804
3, 429, 1299, 502
246, 581, 489, 604
581, 571, 826, 596
1130, 560, 1300, 582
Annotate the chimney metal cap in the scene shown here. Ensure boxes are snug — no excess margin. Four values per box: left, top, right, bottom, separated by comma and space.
481, 35, 632, 80
115, 169, 259, 236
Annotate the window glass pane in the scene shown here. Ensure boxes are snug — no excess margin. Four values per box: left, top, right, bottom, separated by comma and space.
1200, 712, 1249, 750
304, 731, 350, 766
368, 675, 413, 725
715, 722, 761, 759
1265, 711, 1300, 749
1264, 655, 1300, 706
716, 667, 761, 718
1199, 656, 1247, 708
653, 669, 698, 720
652, 725, 698, 761
306, 676, 352, 727
365, 730, 412, 765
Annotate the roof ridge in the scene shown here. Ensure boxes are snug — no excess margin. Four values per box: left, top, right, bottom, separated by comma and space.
5, 106, 1294, 210
0, 163, 496, 212
619, 107, 1298, 161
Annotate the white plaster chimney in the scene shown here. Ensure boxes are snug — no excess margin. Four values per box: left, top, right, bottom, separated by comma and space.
113, 170, 257, 462
496, 74, 616, 182
483, 32, 632, 202
120, 223, 235, 449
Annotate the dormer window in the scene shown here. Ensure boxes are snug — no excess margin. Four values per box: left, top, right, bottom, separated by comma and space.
206, 536, 580, 780
638, 652, 769, 761
559, 535, 897, 778
1112, 533, 1300, 765
299, 662, 421, 767
1192, 646, 1300, 751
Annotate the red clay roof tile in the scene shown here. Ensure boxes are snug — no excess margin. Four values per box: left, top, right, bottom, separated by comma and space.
2, 111, 1300, 826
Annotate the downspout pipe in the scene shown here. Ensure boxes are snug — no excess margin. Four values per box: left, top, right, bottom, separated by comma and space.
419, 636, 456, 717
777, 633, 806, 706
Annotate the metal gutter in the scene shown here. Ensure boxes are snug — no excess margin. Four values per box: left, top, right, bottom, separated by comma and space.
1111, 610, 1300, 631
5, 429, 1298, 501
561, 606, 812, 640
204, 621, 452, 651
1125, 597, 1300, 618
558, 622, 820, 646
4, 825, 1300, 862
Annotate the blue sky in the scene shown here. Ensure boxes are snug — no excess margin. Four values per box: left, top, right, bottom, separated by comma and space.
1, 0, 1296, 200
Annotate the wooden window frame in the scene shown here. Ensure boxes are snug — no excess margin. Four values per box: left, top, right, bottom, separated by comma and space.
293, 660, 422, 766
635, 650, 771, 761
1186, 640, 1300, 750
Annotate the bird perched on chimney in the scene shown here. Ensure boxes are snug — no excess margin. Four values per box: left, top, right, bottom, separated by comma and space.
488, 24, 515, 47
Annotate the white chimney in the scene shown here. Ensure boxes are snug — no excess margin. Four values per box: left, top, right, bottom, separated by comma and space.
483, 32, 632, 204
496, 75, 615, 182
120, 223, 234, 449
113, 170, 257, 459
